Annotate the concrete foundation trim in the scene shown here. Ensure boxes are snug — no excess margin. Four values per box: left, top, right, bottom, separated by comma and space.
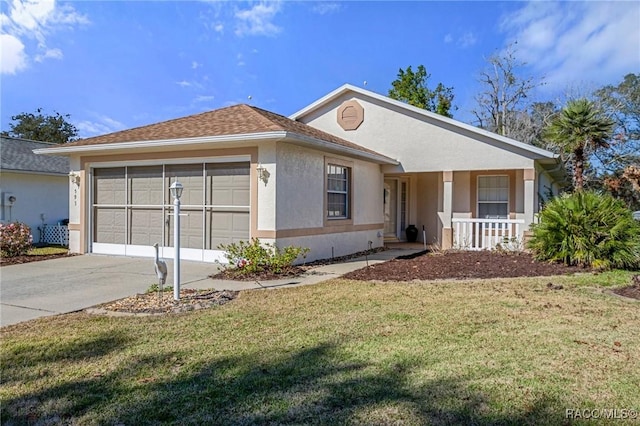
442, 227, 453, 249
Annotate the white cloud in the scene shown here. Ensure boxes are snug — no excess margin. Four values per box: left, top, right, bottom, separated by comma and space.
443, 31, 477, 48
501, 1, 640, 91
191, 61, 202, 69
213, 22, 224, 33
0, 33, 27, 74
0, 0, 88, 73
75, 115, 125, 137
193, 95, 215, 103
458, 32, 477, 48
312, 2, 341, 15
234, 1, 282, 37
176, 79, 204, 90
34, 47, 62, 62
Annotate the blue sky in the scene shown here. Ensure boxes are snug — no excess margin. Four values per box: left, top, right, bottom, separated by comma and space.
1, 1, 639, 138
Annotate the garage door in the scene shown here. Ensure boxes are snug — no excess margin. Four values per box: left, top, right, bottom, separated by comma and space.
92, 162, 250, 262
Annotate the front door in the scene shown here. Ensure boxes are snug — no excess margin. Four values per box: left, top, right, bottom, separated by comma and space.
384, 178, 408, 240
384, 179, 397, 239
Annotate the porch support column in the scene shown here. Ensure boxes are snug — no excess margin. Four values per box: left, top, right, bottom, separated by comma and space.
523, 168, 535, 232
442, 171, 453, 249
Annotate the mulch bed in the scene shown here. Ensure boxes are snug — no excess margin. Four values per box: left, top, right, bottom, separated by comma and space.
343, 250, 587, 281
93, 289, 239, 315
0, 253, 76, 266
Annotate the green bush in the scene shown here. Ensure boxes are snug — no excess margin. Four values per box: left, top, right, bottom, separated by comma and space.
218, 238, 310, 275
0, 222, 32, 257
528, 191, 640, 270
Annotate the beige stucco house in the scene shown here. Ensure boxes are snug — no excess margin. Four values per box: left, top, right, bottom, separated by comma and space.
35, 85, 564, 262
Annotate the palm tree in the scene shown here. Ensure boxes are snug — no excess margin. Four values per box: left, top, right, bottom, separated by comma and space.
544, 98, 615, 191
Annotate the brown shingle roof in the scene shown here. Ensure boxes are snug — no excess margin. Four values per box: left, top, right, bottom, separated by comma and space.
65, 104, 391, 160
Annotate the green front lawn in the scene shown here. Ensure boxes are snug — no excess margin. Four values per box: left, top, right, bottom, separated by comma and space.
2, 272, 638, 425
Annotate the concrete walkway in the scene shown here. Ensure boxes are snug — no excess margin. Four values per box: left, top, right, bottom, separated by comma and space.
1, 247, 423, 327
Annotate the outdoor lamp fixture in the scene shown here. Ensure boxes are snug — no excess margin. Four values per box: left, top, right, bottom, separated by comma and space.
69, 171, 81, 185
256, 164, 270, 185
169, 180, 183, 301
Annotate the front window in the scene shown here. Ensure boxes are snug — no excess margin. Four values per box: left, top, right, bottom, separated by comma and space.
477, 175, 509, 219
327, 164, 350, 219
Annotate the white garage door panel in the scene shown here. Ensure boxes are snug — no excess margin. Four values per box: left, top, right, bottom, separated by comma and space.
167, 209, 204, 249
166, 164, 203, 205
130, 209, 163, 246
94, 208, 126, 244
95, 168, 125, 205
208, 211, 250, 249
92, 162, 250, 260
129, 166, 163, 205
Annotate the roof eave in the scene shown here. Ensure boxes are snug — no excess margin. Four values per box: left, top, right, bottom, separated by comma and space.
33, 132, 288, 155
285, 132, 398, 165
0, 168, 69, 176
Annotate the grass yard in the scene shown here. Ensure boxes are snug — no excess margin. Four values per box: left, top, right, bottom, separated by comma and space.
2, 272, 639, 425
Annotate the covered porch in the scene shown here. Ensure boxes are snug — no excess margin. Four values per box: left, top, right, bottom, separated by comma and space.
383, 168, 549, 251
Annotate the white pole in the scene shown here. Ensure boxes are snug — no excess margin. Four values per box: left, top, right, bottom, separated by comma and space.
173, 196, 181, 301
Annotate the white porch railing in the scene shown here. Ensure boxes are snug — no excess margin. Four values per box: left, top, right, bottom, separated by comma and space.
452, 218, 525, 251
41, 225, 69, 246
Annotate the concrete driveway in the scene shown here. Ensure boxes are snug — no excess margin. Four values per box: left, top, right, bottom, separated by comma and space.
1, 248, 422, 327
1, 255, 222, 327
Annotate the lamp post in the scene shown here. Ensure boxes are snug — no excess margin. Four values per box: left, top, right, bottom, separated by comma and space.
169, 180, 183, 301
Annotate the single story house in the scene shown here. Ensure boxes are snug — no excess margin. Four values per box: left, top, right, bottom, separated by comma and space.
1, 136, 70, 244
35, 85, 564, 262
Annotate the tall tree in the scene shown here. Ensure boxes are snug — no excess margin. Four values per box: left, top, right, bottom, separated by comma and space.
508, 101, 558, 147
388, 65, 455, 118
544, 99, 615, 191
2, 108, 79, 144
587, 74, 640, 209
472, 43, 542, 138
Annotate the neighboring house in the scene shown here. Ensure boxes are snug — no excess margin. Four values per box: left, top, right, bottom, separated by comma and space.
1, 136, 70, 244
35, 85, 565, 262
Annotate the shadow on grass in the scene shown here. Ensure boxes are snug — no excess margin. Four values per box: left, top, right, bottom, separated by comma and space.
1, 330, 131, 385
3, 342, 567, 425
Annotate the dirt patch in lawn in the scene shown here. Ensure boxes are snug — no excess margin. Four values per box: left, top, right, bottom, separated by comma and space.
612, 275, 640, 301
343, 250, 587, 282
0, 253, 76, 266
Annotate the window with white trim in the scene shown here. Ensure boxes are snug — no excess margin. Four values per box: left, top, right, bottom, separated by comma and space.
477, 175, 509, 219
327, 164, 350, 219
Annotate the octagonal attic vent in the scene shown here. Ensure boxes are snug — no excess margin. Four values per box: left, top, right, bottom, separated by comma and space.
337, 100, 364, 131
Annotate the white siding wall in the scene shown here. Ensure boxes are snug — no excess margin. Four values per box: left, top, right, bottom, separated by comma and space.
258, 141, 277, 231
453, 171, 471, 212
274, 142, 385, 262
275, 142, 384, 228
276, 143, 324, 229
277, 230, 383, 264
416, 172, 440, 246
0, 171, 69, 242
302, 93, 538, 173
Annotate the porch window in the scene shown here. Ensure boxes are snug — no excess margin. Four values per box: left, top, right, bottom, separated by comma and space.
327, 164, 350, 219
477, 175, 509, 219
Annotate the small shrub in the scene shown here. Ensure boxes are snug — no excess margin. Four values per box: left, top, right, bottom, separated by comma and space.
494, 236, 524, 253
0, 222, 33, 257
218, 238, 310, 276
146, 283, 169, 294
528, 191, 640, 270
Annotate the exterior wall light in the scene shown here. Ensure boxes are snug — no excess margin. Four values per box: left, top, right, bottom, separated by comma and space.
69, 171, 81, 185
256, 164, 270, 185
